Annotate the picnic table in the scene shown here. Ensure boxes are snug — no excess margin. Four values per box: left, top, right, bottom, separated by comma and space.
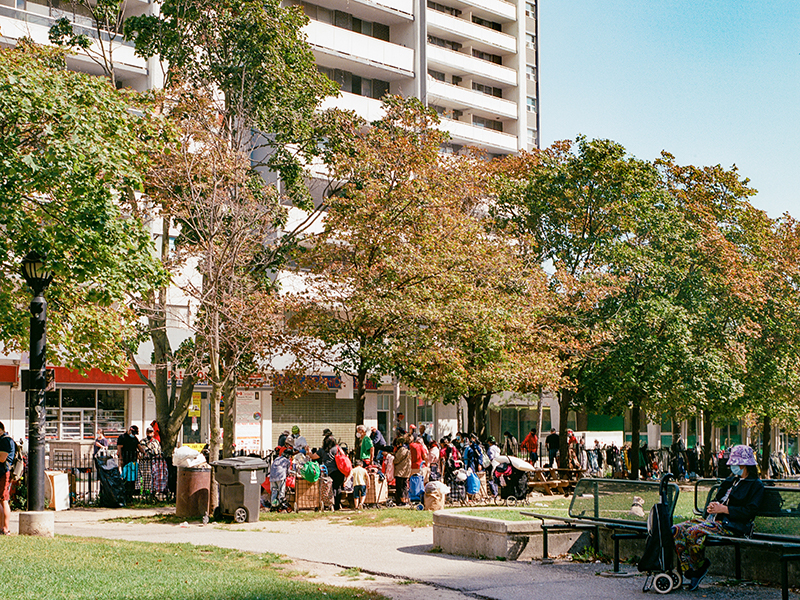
528, 467, 584, 496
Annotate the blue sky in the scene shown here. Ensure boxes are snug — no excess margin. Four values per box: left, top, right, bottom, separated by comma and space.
539, 1, 799, 219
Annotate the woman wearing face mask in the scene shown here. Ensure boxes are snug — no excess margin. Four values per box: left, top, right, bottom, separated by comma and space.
672, 444, 764, 591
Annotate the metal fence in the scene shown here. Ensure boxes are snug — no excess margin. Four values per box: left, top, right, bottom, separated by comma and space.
43, 452, 171, 506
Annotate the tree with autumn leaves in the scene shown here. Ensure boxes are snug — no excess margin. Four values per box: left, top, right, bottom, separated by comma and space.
494, 138, 800, 477
285, 97, 560, 436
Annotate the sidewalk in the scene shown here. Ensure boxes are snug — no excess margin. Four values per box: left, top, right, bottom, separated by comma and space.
9, 509, 794, 600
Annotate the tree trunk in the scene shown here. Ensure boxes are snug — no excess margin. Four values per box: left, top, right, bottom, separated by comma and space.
536, 387, 544, 463
702, 411, 714, 478
465, 392, 479, 435
222, 374, 236, 458
355, 367, 367, 450
558, 389, 570, 469
630, 403, 641, 480
477, 391, 492, 439
761, 414, 772, 478
208, 377, 222, 511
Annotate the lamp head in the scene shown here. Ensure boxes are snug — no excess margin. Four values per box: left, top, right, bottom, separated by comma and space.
21, 251, 53, 294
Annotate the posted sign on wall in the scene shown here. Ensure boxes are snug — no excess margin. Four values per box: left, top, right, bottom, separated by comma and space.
235, 390, 261, 453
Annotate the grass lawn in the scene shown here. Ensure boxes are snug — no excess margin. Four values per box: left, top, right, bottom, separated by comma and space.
106, 507, 435, 528
461, 489, 699, 525
0, 536, 386, 600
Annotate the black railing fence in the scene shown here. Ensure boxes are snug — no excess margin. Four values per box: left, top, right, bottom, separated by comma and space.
42, 452, 171, 506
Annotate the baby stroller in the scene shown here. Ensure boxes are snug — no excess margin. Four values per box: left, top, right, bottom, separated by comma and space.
639, 473, 681, 594
494, 462, 529, 505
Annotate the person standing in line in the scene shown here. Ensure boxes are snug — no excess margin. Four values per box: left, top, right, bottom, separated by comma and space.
392, 436, 411, 506
117, 425, 140, 467
501, 431, 518, 457
141, 427, 162, 457
350, 460, 370, 511
521, 429, 538, 465
356, 425, 374, 464
408, 434, 428, 476
545, 428, 559, 468
93, 430, 109, 457
0, 422, 15, 535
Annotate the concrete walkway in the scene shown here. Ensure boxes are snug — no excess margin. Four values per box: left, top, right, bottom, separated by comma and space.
8, 509, 795, 600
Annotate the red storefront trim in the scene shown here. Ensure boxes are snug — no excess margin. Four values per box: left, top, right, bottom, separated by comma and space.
53, 367, 148, 386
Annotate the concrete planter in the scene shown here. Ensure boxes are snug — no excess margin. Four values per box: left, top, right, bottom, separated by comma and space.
432, 509, 591, 561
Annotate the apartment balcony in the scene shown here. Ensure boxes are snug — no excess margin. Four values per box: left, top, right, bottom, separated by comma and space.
321, 0, 413, 23
445, 0, 516, 23
427, 10, 516, 55
427, 44, 517, 87
320, 91, 386, 123
0, 5, 147, 79
305, 19, 414, 81
428, 78, 517, 119
439, 117, 518, 154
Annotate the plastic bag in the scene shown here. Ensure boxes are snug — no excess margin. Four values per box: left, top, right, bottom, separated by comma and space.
466, 471, 480, 495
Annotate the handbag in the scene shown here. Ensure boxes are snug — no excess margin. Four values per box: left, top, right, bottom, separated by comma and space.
334, 446, 352, 477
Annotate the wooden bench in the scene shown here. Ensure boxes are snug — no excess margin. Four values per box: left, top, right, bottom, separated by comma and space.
695, 478, 800, 600
522, 476, 680, 568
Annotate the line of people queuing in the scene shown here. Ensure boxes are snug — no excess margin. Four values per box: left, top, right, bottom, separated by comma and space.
264, 422, 546, 510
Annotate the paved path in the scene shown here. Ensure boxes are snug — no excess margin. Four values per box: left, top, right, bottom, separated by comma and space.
9, 509, 795, 600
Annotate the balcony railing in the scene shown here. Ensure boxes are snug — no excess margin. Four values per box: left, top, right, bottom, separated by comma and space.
428, 78, 517, 119
427, 43, 517, 86
427, 9, 516, 54
0, 4, 135, 47
305, 19, 414, 78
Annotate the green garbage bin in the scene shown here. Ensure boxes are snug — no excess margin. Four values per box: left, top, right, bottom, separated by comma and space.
211, 457, 268, 523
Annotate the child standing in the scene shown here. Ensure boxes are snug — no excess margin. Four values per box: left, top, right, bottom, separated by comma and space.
269, 448, 293, 507
350, 459, 370, 511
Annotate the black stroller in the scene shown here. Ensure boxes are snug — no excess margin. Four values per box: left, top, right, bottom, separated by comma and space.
639, 473, 681, 593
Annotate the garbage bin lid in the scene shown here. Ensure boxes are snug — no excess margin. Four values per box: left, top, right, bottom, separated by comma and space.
211, 457, 268, 470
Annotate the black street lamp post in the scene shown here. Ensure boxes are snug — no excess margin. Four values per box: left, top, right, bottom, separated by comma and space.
21, 251, 53, 513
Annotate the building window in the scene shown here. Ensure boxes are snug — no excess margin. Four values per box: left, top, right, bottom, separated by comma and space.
473, 116, 503, 132
303, 2, 390, 41
428, 69, 446, 82
377, 391, 392, 440
526, 64, 537, 81
526, 33, 536, 50
471, 15, 502, 32
527, 128, 538, 146
427, 0, 460, 17
527, 97, 537, 112
428, 35, 462, 52
44, 389, 126, 441
417, 399, 433, 429
472, 81, 503, 98
318, 66, 390, 99
525, 1, 536, 17
472, 48, 502, 65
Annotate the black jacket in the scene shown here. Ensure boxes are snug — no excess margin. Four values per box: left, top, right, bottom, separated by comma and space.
714, 473, 765, 536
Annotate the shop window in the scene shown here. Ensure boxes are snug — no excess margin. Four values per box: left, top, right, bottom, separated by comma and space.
42, 389, 127, 441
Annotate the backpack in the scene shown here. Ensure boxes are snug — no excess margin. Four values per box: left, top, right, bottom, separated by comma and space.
11, 439, 24, 480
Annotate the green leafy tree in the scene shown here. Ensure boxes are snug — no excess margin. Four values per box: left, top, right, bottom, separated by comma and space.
492, 138, 663, 469
0, 42, 163, 373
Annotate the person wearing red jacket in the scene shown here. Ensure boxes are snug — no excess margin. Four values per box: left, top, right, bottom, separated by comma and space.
409, 436, 428, 475
521, 429, 538, 466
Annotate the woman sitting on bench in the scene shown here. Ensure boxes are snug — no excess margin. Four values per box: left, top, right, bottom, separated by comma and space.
672, 445, 764, 591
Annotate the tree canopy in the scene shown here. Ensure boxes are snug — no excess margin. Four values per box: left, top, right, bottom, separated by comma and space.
0, 41, 164, 373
